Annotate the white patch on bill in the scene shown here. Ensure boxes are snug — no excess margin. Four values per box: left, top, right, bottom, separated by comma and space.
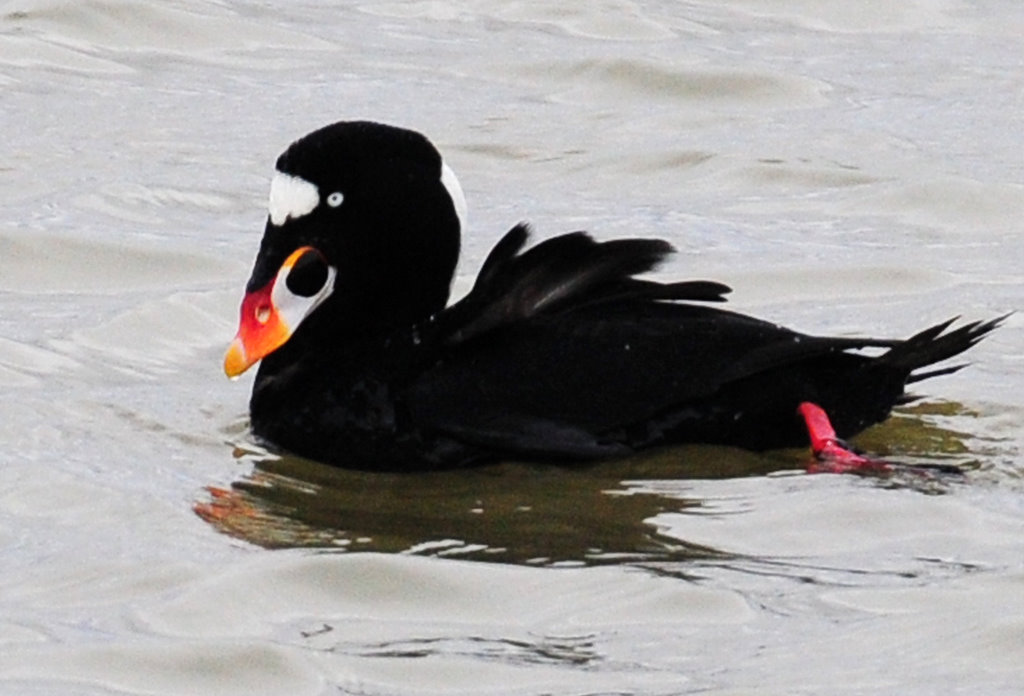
441, 161, 468, 232
271, 256, 337, 334
268, 171, 320, 226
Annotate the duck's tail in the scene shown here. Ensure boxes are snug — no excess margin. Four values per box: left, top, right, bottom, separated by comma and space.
879, 315, 1007, 388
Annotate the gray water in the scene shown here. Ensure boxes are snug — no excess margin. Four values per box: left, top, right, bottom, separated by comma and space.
2, 1, 1023, 694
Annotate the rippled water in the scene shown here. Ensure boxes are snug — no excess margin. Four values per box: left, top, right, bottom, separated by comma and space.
2, 1, 1022, 694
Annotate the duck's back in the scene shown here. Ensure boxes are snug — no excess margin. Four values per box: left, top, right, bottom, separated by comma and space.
406, 300, 894, 461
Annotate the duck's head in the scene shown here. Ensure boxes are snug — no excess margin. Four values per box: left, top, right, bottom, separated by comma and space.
224, 121, 467, 377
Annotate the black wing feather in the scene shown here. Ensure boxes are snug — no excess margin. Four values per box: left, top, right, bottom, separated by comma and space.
443, 225, 729, 344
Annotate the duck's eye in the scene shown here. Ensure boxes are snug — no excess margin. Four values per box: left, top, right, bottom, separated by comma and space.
286, 249, 330, 298
326, 191, 344, 208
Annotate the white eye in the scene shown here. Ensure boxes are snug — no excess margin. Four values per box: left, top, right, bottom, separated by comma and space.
326, 191, 344, 208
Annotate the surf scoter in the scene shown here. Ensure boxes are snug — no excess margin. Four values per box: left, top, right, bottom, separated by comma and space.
224, 120, 1001, 471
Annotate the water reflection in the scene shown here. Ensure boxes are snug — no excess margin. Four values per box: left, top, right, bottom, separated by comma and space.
338, 634, 601, 666
196, 444, 787, 563
197, 403, 983, 565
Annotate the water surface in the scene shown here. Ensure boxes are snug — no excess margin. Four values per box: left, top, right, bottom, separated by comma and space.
1, 1, 1022, 694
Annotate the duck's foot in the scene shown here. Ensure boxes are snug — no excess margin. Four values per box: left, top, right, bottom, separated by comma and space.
797, 402, 893, 475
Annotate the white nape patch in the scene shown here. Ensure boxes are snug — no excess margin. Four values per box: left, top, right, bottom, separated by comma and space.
441, 161, 468, 233
268, 171, 320, 226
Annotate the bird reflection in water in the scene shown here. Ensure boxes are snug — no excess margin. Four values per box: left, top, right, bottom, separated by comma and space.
196, 402, 981, 565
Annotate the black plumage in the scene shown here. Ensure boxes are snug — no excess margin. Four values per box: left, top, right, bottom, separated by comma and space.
227, 120, 1002, 471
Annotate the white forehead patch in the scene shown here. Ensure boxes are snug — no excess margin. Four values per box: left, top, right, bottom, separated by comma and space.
441, 161, 468, 233
268, 171, 320, 226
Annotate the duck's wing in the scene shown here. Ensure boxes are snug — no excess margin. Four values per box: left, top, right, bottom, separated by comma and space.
439, 223, 731, 345
407, 226, 894, 458
477, 224, 730, 304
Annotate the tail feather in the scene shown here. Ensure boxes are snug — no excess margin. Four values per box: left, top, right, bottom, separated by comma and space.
905, 363, 968, 385
895, 392, 922, 405
881, 314, 1007, 382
